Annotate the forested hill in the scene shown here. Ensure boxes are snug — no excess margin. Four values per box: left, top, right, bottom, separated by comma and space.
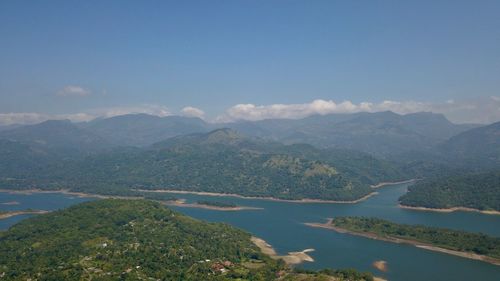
0, 199, 374, 281
399, 171, 500, 211
438, 121, 500, 168
0, 199, 280, 280
0, 129, 405, 201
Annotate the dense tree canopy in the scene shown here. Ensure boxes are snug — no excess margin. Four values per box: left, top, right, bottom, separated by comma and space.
399, 171, 500, 211
331, 217, 500, 259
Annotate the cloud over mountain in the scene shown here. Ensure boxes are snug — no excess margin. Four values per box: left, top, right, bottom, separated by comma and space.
216, 97, 500, 124
181, 106, 205, 118
1, 97, 499, 126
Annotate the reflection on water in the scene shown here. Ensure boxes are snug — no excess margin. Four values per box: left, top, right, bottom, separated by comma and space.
1, 184, 499, 281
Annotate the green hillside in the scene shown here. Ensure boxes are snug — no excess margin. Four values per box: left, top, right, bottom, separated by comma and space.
400, 171, 500, 211
0, 129, 405, 201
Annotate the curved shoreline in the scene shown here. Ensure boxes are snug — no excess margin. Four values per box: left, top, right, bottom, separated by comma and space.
0, 179, 417, 204
250, 236, 314, 265
305, 219, 500, 266
136, 189, 379, 204
399, 204, 500, 215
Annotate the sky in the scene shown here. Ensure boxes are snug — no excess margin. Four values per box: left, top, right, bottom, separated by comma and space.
1, 0, 499, 125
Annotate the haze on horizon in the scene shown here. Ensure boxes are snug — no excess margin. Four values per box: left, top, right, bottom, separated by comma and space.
1, 0, 499, 125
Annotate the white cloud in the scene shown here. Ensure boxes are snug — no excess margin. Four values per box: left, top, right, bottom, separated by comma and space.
0, 112, 95, 126
1, 97, 499, 126
216, 97, 500, 124
0, 104, 171, 126
57, 85, 91, 97
216, 99, 427, 122
181, 106, 205, 118
87, 104, 171, 119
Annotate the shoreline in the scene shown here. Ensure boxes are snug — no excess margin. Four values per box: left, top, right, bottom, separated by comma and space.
370, 179, 417, 189
0, 189, 144, 200
305, 219, 500, 266
135, 189, 379, 204
250, 236, 314, 265
0, 210, 49, 220
399, 204, 500, 215
163, 200, 263, 211
0, 179, 414, 206
0, 189, 262, 212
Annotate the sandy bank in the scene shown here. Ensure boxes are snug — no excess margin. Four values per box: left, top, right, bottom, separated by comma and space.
399, 204, 500, 215
0, 189, 144, 200
0, 201, 20, 205
163, 200, 263, 211
136, 189, 378, 204
305, 220, 500, 266
250, 237, 314, 265
1, 188, 377, 204
372, 260, 388, 272
0, 210, 49, 219
370, 179, 417, 189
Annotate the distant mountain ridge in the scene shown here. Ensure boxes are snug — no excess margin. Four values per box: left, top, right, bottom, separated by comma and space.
81, 113, 209, 147
226, 111, 477, 157
0, 120, 113, 155
1, 111, 476, 158
74, 111, 478, 157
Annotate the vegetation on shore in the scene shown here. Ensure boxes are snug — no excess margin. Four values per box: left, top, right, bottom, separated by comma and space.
327, 217, 500, 261
284, 268, 374, 281
0, 209, 48, 219
399, 171, 500, 211
0, 200, 374, 280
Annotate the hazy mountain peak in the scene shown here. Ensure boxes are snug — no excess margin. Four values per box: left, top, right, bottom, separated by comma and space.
204, 128, 244, 143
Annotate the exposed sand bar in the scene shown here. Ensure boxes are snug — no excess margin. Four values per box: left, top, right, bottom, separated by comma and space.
163, 200, 263, 211
0, 201, 20, 205
251, 237, 314, 265
0, 210, 49, 219
372, 260, 388, 272
1, 188, 377, 204
370, 179, 417, 189
0, 189, 143, 200
136, 189, 378, 204
305, 219, 500, 266
0, 189, 262, 211
399, 204, 500, 215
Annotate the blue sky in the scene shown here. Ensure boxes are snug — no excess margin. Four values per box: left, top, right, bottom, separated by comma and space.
1, 1, 499, 124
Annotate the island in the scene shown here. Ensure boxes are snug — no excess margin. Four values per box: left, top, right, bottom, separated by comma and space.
0, 199, 376, 280
305, 217, 500, 266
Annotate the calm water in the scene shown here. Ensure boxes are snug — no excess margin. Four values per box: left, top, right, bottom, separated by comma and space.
1, 184, 499, 281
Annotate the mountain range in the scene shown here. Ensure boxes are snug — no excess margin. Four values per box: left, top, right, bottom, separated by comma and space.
0, 111, 498, 205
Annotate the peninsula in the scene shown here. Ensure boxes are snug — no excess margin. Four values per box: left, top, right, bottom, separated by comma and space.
305, 217, 500, 266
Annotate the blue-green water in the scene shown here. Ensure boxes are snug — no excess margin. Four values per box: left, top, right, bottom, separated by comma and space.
1, 184, 499, 281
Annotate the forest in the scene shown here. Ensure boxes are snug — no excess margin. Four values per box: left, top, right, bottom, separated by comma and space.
399, 171, 500, 211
